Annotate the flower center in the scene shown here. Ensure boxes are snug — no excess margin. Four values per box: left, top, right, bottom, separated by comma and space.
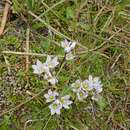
60, 98, 65, 104
52, 104, 57, 109
75, 83, 80, 89
83, 83, 89, 90
79, 92, 84, 97
49, 96, 54, 100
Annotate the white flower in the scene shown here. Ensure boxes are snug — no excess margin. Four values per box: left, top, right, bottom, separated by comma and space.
60, 95, 73, 109
66, 52, 75, 60
71, 80, 82, 92
44, 89, 59, 103
86, 75, 103, 93
77, 90, 88, 101
44, 55, 59, 69
61, 39, 76, 53
93, 77, 103, 93
32, 60, 46, 75
82, 80, 93, 91
49, 99, 62, 115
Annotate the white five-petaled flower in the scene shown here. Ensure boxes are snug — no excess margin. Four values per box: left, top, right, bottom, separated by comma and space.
71, 80, 82, 92
44, 55, 59, 69
61, 39, 76, 53
82, 80, 93, 91
32, 60, 45, 75
49, 99, 62, 115
77, 89, 88, 101
60, 95, 73, 109
44, 89, 59, 103
86, 75, 103, 93
71, 80, 89, 101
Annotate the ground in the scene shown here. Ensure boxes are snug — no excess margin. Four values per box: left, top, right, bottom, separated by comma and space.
0, 0, 130, 130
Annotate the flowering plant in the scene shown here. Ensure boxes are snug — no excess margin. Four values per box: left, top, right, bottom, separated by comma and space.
32, 39, 103, 115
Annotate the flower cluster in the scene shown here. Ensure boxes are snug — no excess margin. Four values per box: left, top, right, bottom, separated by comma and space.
61, 39, 76, 60
32, 39, 103, 116
32, 55, 59, 85
44, 89, 72, 115
71, 75, 103, 101
32, 39, 77, 84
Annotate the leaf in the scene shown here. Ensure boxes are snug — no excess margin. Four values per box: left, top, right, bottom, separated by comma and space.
66, 7, 74, 19
40, 40, 50, 51
26, 0, 34, 10
97, 97, 108, 111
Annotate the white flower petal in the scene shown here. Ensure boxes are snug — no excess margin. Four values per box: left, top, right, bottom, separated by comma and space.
56, 108, 61, 115
63, 95, 70, 100
44, 94, 49, 98
48, 89, 52, 95
71, 80, 82, 93
45, 55, 59, 69
60, 95, 73, 109
32, 60, 45, 75
82, 80, 93, 91
50, 109, 55, 115
61, 39, 76, 53
37, 59, 43, 67
70, 41, 76, 50
48, 77, 58, 85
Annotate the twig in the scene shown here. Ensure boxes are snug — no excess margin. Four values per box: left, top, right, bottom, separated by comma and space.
3, 56, 10, 73
110, 54, 122, 69
2, 51, 64, 58
0, 1, 10, 36
25, 28, 30, 73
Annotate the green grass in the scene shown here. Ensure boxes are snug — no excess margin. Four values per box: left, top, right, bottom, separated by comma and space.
0, 0, 130, 130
